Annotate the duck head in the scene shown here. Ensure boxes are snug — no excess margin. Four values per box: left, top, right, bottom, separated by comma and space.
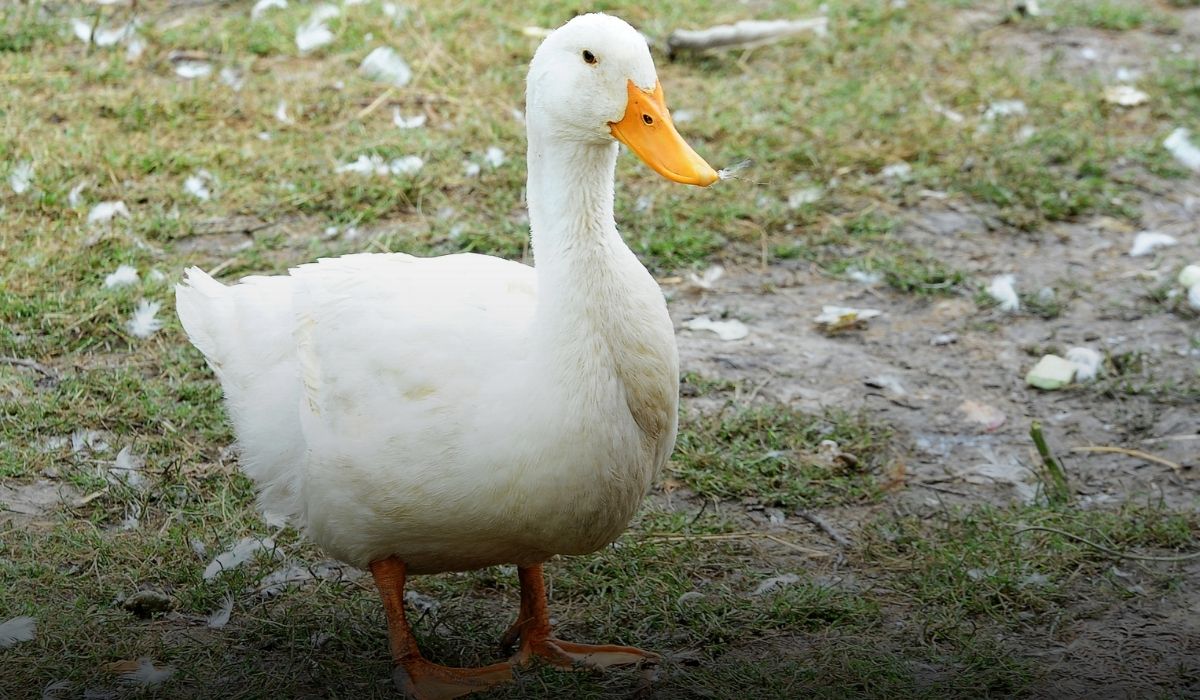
527, 13, 719, 187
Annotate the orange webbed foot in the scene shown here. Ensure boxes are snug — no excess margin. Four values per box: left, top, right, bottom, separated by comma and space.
513, 636, 661, 671
393, 658, 513, 700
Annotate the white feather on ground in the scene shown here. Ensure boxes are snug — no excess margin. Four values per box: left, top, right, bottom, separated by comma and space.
87, 201, 130, 226
104, 264, 139, 289
751, 574, 800, 596
983, 100, 1027, 120
336, 154, 423, 176
1178, 265, 1200, 289
686, 264, 723, 292
404, 590, 440, 613
219, 67, 244, 91
1065, 347, 1103, 382
847, 268, 883, 285
106, 446, 146, 489
204, 537, 277, 580
174, 61, 212, 79
0, 616, 36, 648
296, 5, 339, 53
40, 679, 71, 699
392, 108, 426, 129
987, 274, 1020, 312
1164, 127, 1200, 172
787, 187, 822, 208
68, 180, 88, 207
93, 23, 135, 47
1129, 231, 1177, 257
126, 300, 164, 339
206, 596, 234, 628
251, 0, 287, 19
183, 170, 214, 201
274, 100, 295, 125
682, 316, 749, 341
118, 659, 174, 686
483, 146, 506, 168
359, 47, 412, 86
70, 18, 93, 43
9, 160, 33, 194
126, 36, 146, 61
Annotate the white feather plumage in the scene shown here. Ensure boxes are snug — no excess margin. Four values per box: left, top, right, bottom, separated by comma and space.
176, 14, 682, 575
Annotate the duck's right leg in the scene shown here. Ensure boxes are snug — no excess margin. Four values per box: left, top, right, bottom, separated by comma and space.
370, 557, 513, 700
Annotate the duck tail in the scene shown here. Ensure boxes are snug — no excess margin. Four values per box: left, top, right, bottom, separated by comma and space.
175, 266, 233, 374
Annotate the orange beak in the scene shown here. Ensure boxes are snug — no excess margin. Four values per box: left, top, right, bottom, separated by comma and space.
608, 80, 719, 187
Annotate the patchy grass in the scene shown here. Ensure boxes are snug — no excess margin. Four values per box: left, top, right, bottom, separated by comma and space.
672, 403, 894, 509
775, 212, 970, 296
1029, 0, 1179, 32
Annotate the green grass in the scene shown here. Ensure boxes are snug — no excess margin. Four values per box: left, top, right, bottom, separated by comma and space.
672, 403, 894, 509
1030, 0, 1179, 32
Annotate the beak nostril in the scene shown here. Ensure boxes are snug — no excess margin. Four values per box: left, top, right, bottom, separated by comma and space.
642, 114, 654, 125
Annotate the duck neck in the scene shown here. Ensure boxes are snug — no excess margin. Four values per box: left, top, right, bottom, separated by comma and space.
526, 128, 622, 271
524, 123, 668, 372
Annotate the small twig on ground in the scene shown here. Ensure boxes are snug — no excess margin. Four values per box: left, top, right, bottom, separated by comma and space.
1012, 526, 1200, 563
1141, 434, 1199, 445
354, 87, 395, 121
793, 510, 852, 548
1070, 446, 1183, 475
0, 356, 59, 380
666, 17, 828, 57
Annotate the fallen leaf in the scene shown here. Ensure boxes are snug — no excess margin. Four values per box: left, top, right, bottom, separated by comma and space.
105, 658, 174, 687
1102, 85, 1148, 107
813, 305, 882, 332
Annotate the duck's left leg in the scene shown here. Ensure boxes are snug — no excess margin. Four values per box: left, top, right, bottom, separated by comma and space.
370, 557, 512, 699
507, 563, 660, 670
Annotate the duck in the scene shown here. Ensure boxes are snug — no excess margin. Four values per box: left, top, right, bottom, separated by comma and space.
176, 12, 717, 699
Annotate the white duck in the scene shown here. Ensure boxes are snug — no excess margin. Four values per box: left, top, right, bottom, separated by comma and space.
177, 12, 717, 699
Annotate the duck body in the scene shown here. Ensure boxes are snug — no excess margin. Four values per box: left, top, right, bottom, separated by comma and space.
177, 217, 678, 573
178, 14, 721, 696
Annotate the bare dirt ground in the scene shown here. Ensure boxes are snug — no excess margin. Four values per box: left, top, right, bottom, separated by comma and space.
658, 9, 1200, 694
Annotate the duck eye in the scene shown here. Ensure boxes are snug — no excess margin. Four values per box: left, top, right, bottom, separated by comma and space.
582, 49, 596, 64
642, 114, 654, 125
